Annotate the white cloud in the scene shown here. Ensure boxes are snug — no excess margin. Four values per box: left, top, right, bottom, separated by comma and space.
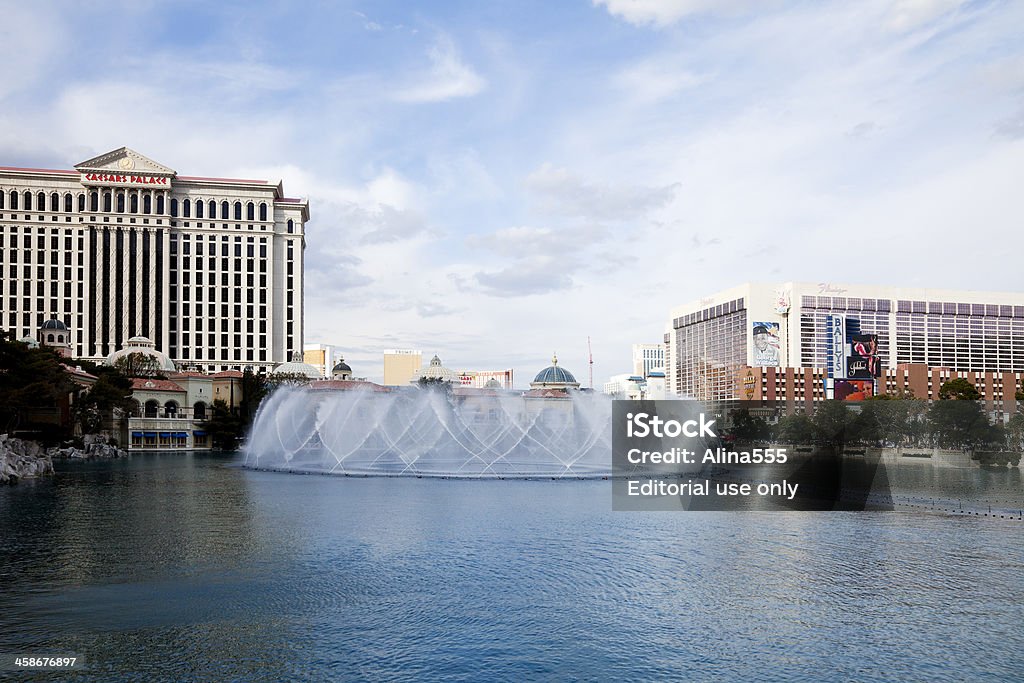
612, 60, 706, 103
525, 164, 680, 221
593, 0, 762, 27
884, 0, 966, 32
393, 35, 486, 103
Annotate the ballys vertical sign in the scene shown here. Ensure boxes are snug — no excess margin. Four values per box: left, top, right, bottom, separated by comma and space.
80, 172, 170, 187
827, 314, 847, 379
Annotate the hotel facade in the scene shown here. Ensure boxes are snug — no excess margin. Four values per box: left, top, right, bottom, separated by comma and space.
666, 282, 1024, 403
0, 147, 308, 373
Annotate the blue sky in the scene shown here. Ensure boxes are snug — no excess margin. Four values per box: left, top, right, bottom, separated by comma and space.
2, 0, 1023, 384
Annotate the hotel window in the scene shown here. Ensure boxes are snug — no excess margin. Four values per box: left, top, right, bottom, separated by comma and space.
51, 193, 59, 211
9, 190, 17, 209
196, 201, 204, 218
24, 191, 32, 210
144, 194, 152, 214
156, 195, 164, 214
170, 198, 178, 217
117, 193, 125, 212
234, 202, 242, 220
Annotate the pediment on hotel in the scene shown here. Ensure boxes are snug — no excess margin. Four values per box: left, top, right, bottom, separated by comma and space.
75, 147, 176, 176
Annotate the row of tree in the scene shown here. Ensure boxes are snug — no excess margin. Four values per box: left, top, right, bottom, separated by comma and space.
727, 379, 1024, 451
0, 332, 276, 450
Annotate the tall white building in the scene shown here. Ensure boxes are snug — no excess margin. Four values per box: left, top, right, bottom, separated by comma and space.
632, 343, 665, 377
0, 147, 308, 373
666, 282, 1024, 400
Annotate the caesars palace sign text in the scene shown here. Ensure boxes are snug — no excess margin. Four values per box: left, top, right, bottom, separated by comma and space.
80, 172, 170, 188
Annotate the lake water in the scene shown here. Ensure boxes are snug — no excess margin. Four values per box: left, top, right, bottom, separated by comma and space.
1, 452, 1023, 681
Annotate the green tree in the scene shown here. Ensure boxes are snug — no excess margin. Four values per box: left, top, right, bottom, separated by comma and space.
777, 412, 815, 445
206, 399, 245, 450
239, 367, 269, 424
0, 332, 77, 434
928, 399, 990, 448
727, 408, 772, 443
865, 392, 927, 445
938, 378, 981, 401
113, 351, 164, 379
812, 400, 854, 448
74, 371, 135, 434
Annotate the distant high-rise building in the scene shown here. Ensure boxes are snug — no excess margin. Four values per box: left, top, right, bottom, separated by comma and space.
383, 349, 422, 386
304, 343, 340, 378
456, 369, 515, 389
666, 282, 1024, 401
632, 343, 665, 377
0, 146, 309, 373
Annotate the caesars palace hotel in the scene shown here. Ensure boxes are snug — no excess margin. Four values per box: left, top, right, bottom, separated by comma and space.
0, 147, 308, 373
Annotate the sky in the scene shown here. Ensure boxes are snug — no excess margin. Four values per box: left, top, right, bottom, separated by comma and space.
1, 0, 1022, 386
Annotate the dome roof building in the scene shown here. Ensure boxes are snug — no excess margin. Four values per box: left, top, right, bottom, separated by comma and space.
331, 357, 353, 380
39, 317, 72, 357
530, 354, 580, 390
18, 335, 39, 349
105, 336, 177, 372
413, 354, 460, 383
272, 351, 322, 379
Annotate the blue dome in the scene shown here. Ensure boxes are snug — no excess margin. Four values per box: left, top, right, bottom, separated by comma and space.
532, 354, 578, 387
41, 318, 67, 330
533, 365, 577, 384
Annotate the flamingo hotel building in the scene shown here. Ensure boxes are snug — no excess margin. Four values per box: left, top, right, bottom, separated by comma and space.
0, 147, 308, 373
665, 282, 1024, 413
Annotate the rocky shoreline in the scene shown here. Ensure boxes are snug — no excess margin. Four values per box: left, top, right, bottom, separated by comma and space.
0, 434, 127, 484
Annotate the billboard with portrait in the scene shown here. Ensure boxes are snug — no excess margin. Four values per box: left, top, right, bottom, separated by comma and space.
752, 322, 780, 367
847, 333, 880, 378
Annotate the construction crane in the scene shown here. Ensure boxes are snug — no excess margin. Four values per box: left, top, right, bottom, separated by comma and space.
587, 336, 594, 390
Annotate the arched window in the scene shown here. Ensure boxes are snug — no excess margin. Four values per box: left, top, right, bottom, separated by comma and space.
47, 334, 54, 342
183, 199, 191, 218
9, 190, 17, 210
195, 200, 204, 218
90, 192, 98, 211
209, 200, 216, 218
103, 192, 112, 212
37, 192, 45, 210
0, 190, 4, 209
287, 219, 294, 233
130, 193, 138, 213
51, 193, 59, 212
143, 194, 152, 214
117, 192, 125, 213
234, 201, 242, 220
156, 194, 165, 214
170, 198, 178, 217
145, 400, 159, 418
165, 401, 179, 417
193, 402, 207, 420
221, 201, 229, 218
78, 194, 85, 212
259, 203, 267, 221
246, 202, 254, 221
56, 334, 64, 343
64, 194, 72, 212
24, 191, 32, 210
